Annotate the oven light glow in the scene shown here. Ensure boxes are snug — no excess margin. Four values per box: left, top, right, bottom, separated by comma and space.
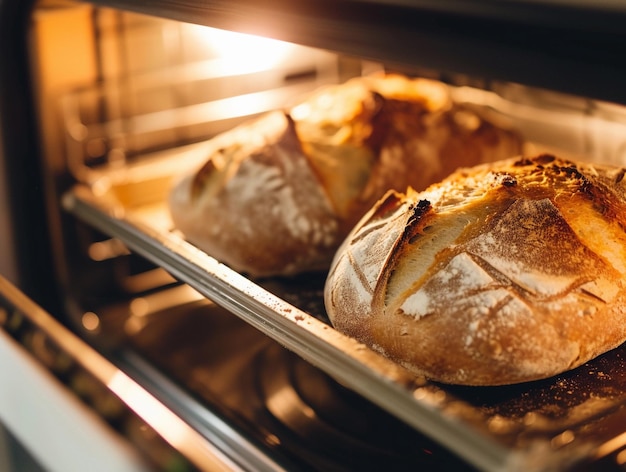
81, 312, 100, 332
107, 370, 237, 470
107, 371, 192, 447
129, 297, 149, 317
266, 384, 316, 421
188, 24, 296, 73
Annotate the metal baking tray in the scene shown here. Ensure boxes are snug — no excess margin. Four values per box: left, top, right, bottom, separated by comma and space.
62, 142, 626, 472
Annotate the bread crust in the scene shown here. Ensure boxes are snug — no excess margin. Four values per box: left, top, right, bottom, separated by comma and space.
169, 111, 339, 276
169, 74, 523, 277
325, 154, 626, 385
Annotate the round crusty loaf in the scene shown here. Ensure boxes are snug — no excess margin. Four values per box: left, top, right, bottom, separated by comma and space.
169, 111, 340, 276
169, 74, 523, 277
324, 154, 626, 386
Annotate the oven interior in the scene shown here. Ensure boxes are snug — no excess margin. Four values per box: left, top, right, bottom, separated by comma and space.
18, 1, 626, 470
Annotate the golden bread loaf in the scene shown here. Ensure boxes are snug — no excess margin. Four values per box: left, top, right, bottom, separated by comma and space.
324, 154, 626, 386
169, 74, 523, 277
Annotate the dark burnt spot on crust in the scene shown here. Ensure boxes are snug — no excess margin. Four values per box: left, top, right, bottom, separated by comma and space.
615, 168, 626, 184
415, 198, 432, 213
513, 154, 556, 169
513, 157, 534, 167
404, 199, 433, 244
535, 154, 556, 165
501, 175, 517, 187
550, 162, 595, 196
556, 163, 585, 180
547, 162, 595, 195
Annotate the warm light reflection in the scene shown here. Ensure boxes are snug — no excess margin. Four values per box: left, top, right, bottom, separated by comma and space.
266, 383, 316, 422
107, 371, 190, 447
187, 24, 296, 74
106, 371, 234, 470
129, 297, 149, 317
88, 239, 130, 261
81, 311, 100, 331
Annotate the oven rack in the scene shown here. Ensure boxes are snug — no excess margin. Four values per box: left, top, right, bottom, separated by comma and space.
61, 157, 626, 472
0, 276, 252, 472
62, 184, 508, 470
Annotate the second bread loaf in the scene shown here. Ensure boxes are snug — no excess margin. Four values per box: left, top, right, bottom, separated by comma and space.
169, 74, 523, 277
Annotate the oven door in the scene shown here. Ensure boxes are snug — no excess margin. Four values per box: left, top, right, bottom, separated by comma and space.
1, 270, 475, 472
0, 329, 150, 472
4, 1, 626, 471
0, 275, 291, 472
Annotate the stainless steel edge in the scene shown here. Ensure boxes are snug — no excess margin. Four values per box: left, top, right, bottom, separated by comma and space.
0, 329, 151, 472
0, 274, 278, 472
62, 185, 515, 472
109, 349, 294, 472
83, 0, 626, 106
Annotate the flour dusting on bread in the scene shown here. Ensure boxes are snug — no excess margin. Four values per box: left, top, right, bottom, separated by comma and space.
169, 74, 523, 277
325, 155, 626, 385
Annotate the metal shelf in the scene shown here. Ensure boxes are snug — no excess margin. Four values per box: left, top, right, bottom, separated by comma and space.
62, 172, 626, 472
86, 0, 626, 105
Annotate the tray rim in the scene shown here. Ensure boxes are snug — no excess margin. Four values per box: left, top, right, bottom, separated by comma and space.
63, 182, 621, 472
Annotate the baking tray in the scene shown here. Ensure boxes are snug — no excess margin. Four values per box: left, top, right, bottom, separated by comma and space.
91, 282, 478, 471
62, 143, 626, 472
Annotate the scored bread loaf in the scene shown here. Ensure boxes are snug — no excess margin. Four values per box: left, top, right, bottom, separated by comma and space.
324, 154, 626, 386
169, 73, 523, 277
169, 111, 339, 276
